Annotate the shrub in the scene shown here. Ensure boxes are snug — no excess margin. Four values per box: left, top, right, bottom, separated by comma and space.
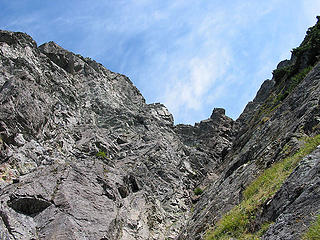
272, 66, 292, 82
273, 66, 312, 104
292, 16, 320, 65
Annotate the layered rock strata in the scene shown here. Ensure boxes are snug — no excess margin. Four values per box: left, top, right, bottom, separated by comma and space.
0, 17, 320, 240
0, 30, 233, 240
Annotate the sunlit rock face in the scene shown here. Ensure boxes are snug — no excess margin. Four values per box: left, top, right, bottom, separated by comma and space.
178, 18, 320, 240
0, 30, 233, 240
0, 19, 320, 240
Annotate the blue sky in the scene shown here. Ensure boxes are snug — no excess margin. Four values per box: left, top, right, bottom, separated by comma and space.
1, 0, 320, 124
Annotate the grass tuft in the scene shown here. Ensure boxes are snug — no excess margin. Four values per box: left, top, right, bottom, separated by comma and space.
96, 150, 108, 159
194, 187, 203, 196
205, 134, 320, 240
303, 214, 320, 240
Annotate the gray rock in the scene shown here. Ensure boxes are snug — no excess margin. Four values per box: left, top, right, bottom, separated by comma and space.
261, 147, 320, 240
177, 22, 320, 240
1, 19, 320, 240
0, 30, 233, 240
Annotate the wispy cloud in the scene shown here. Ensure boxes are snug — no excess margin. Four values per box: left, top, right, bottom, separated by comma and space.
1, 0, 319, 124
162, 46, 232, 117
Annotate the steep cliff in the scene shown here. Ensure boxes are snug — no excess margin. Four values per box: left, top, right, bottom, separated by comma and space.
0, 30, 232, 239
0, 17, 319, 240
179, 17, 320, 240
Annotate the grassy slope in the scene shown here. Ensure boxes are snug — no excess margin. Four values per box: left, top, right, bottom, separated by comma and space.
303, 214, 320, 240
205, 135, 320, 240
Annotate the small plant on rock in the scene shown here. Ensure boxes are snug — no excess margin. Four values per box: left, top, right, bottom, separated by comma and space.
303, 213, 320, 240
96, 150, 108, 159
205, 134, 320, 240
194, 187, 203, 196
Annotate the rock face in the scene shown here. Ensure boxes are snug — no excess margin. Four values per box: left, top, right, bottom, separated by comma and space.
261, 146, 320, 239
0, 18, 320, 240
178, 18, 320, 240
0, 30, 234, 239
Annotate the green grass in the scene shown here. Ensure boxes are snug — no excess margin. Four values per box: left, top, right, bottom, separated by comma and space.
273, 66, 312, 104
303, 214, 320, 240
194, 187, 203, 196
252, 64, 313, 130
205, 134, 320, 240
289, 66, 312, 90
96, 150, 108, 159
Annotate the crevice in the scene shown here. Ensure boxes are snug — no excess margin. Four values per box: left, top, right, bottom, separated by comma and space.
118, 186, 129, 199
96, 177, 116, 201
224, 149, 254, 179
127, 175, 139, 193
7, 195, 51, 217
0, 210, 13, 236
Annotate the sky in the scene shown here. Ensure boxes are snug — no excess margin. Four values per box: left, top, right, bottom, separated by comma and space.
1, 0, 320, 124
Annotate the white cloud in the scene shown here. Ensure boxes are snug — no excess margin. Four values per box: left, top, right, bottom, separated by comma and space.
157, 1, 280, 122
163, 46, 232, 115
2, 0, 317, 124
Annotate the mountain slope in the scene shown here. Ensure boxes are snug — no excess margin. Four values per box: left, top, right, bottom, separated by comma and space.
178, 17, 320, 240
0, 30, 232, 240
0, 17, 319, 240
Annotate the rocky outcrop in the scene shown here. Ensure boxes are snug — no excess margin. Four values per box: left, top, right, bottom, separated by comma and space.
178, 18, 320, 240
0, 17, 320, 240
175, 108, 234, 187
0, 30, 233, 240
261, 146, 320, 239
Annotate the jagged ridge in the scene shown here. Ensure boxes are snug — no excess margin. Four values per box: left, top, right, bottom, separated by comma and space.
0, 30, 233, 239
0, 17, 319, 240
178, 17, 320, 240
